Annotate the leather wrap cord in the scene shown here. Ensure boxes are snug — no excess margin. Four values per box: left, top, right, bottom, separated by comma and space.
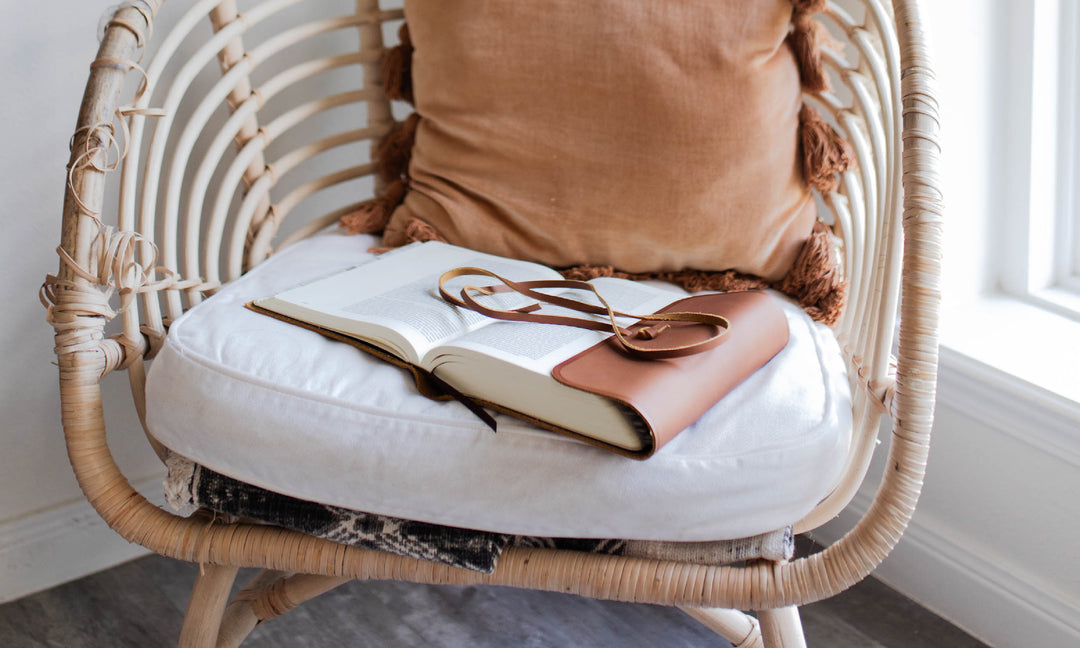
438, 266, 730, 360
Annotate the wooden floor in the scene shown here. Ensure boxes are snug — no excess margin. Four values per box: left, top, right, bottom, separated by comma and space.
0, 547, 990, 648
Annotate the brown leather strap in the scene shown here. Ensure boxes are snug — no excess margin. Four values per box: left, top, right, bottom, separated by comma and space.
438, 267, 729, 359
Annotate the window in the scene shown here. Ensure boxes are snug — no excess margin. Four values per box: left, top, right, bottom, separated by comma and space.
998, 0, 1080, 322
927, 0, 1080, 407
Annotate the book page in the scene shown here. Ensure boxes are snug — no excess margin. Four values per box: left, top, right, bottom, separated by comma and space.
253, 241, 562, 363
431, 316, 608, 375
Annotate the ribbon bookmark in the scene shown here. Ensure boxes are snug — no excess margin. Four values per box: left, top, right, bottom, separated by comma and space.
438, 267, 730, 360
425, 370, 498, 432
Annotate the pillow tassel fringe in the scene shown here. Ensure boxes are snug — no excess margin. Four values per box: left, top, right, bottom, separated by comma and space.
558, 266, 770, 308
786, 1, 850, 323
773, 220, 846, 326
341, 179, 408, 235
401, 217, 447, 243
788, 1, 831, 94
343, 113, 418, 234
342, 26, 417, 235
381, 23, 415, 105
375, 112, 421, 185
558, 255, 844, 325
798, 103, 853, 193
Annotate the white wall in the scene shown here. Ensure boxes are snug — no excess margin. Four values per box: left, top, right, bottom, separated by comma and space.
0, 2, 165, 602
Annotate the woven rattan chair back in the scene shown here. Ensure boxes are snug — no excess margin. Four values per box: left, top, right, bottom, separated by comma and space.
45, 1, 941, 646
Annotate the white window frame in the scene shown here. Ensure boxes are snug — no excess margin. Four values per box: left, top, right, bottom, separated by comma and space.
1056, 0, 1080, 291
999, 0, 1080, 321
931, 0, 1080, 409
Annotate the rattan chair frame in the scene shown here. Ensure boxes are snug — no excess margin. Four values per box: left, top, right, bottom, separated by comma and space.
45, 1, 941, 646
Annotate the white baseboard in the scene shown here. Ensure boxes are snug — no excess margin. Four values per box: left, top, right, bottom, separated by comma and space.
811, 346, 1080, 647
816, 493, 1080, 648
0, 476, 165, 604
937, 346, 1080, 467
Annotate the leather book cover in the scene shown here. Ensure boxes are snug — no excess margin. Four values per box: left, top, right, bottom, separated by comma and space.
551, 290, 790, 458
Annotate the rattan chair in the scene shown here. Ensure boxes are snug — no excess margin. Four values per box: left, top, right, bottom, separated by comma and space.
44, 1, 941, 646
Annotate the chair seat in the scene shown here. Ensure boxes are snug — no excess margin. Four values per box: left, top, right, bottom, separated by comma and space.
145, 231, 852, 541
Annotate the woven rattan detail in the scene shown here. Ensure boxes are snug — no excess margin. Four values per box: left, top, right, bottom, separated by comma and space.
46, 1, 940, 645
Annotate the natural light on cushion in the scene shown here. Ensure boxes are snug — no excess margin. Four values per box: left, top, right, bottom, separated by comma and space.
145, 231, 851, 541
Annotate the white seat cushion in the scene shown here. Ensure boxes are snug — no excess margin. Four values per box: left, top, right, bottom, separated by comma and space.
146, 231, 851, 541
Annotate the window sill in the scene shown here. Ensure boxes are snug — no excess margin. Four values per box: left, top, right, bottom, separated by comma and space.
1028, 286, 1080, 324
939, 292, 1080, 415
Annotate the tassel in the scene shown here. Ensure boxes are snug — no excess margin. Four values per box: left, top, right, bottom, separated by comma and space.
799, 103, 853, 193
340, 178, 407, 234
376, 215, 443, 250
560, 265, 633, 282
787, 12, 830, 93
375, 112, 421, 184
773, 220, 846, 325
558, 266, 768, 294
402, 217, 447, 243
347, 112, 419, 241
562, 224, 847, 325
658, 270, 769, 294
379, 216, 447, 250
381, 23, 414, 104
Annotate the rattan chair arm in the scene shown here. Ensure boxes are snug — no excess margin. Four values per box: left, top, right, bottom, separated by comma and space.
56, 0, 941, 613
758, 0, 942, 607
60, 3, 160, 273
49, 3, 163, 381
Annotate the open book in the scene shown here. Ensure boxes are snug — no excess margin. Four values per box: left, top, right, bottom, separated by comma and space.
251, 241, 789, 458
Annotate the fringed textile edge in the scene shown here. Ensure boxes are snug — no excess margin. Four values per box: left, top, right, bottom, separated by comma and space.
339, 26, 417, 235
799, 103, 854, 193
788, 3, 831, 94
556, 225, 847, 327
773, 221, 847, 325
381, 23, 414, 104
345, 9, 852, 324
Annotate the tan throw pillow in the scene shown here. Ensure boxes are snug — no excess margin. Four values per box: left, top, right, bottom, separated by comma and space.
344, 0, 851, 323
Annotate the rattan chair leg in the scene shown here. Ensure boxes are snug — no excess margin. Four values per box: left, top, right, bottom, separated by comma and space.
216, 569, 289, 648
216, 571, 353, 647
680, 607, 764, 647
758, 606, 807, 648
178, 564, 239, 648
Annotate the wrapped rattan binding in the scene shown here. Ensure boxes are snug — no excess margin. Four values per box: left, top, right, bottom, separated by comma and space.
50, 1, 942, 645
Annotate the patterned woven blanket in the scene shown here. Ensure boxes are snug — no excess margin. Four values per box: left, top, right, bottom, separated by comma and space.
165, 454, 792, 574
